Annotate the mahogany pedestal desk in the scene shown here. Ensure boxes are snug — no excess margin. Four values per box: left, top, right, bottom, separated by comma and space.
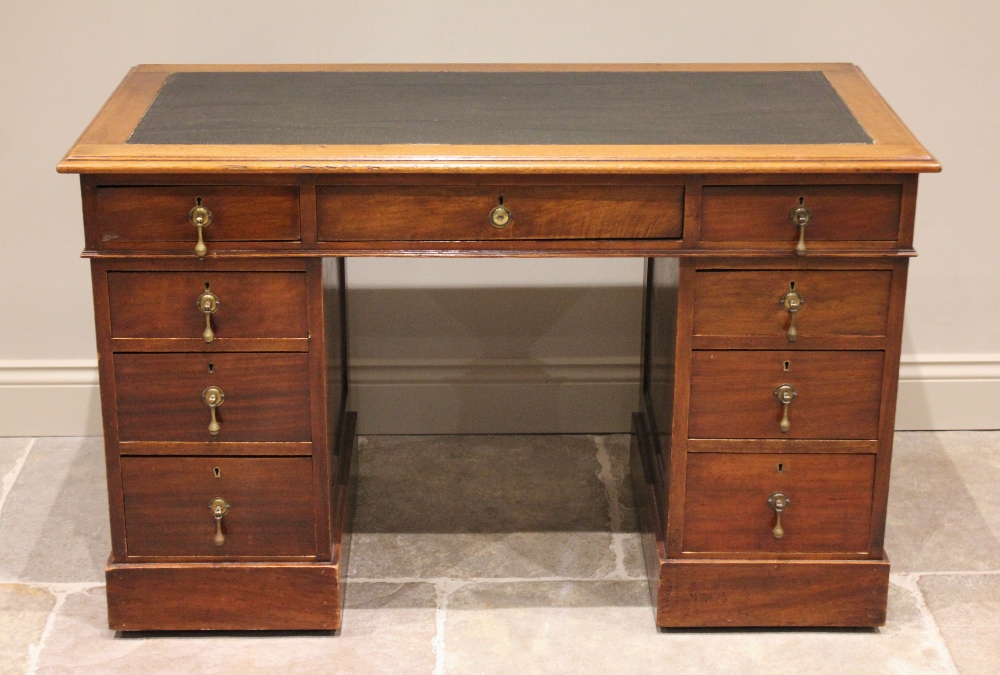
59, 64, 939, 631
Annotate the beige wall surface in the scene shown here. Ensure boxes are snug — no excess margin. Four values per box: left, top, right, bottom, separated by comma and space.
1, 1, 997, 434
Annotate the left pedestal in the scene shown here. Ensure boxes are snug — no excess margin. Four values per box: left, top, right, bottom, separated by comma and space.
89, 247, 352, 631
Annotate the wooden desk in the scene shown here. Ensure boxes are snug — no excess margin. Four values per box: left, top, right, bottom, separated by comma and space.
59, 64, 939, 631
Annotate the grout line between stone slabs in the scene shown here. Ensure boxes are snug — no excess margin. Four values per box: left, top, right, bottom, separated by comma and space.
593, 435, 629, 580
0, 438, 36, 518
906, 569, 1000, 576
431, 578, 467, 675
890, 573, 960, 675
349, 575, 646, 584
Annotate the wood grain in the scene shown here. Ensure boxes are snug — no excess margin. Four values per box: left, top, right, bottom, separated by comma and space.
114, 352, 311, 442
682, 453, 875, 554
688, 350, 884, 440
657, 558, 889, 627
317, 184, 684, 241
95, 185, 300, 246
106, 560, 343, 630
108, 271, 308, 340
692, 269, 892, 340
701, 184, 902, 244
121, 456, 315, 559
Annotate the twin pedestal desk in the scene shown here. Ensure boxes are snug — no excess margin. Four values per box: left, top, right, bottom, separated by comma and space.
59, 64, 939, 631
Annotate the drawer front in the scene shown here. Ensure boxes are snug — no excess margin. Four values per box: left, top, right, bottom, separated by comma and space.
693, 270, 892, 339
688, 351, 884, 440
114, 353, 311, 442
122, 456, 315, 558
108, 271, 308, 340
683, 453, 875, 553
317, 184, 684, 241
95, 186, 300, 244
700, 184, 901, 244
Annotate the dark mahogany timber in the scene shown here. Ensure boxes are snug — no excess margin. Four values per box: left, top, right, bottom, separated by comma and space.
688, 350, 884, 440
61, 65, 938, 632
317, 184, 684, 241
700, 184, 902, 244
682, 452, 876, 554
105, 562, 342, 631
631, 412, 889, 627
692, 269, 892, 341
114, 352, 311, 442
108, 271, 308, 341
95, 185, 300, 246
121, 456, 316, 559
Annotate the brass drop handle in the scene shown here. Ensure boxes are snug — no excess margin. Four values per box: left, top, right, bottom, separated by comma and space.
489, 203, 512, 229
774, 384, 796, 433
196, 290, 220, 343
767, 491, 790, 539
780, 289, 804, 343
202, 385, 225, 435
189, 204, 213, 258
788, 203, 812, 257
208, 497, 230, 547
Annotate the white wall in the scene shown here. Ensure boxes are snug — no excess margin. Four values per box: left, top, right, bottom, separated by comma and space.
1, 1, 997, 435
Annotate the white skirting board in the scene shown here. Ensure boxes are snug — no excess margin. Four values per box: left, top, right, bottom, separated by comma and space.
1, 356, 998, 436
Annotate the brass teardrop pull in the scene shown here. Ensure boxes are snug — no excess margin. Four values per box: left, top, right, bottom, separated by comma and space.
202, 385, 225, 435
189, 199, 213, 258
788, 199, 812, 257
196, 289, 220, 343
780, 289, 804, 342
774, 383, 796, 433
208, 497, 230, 547
767, 491, 790, 539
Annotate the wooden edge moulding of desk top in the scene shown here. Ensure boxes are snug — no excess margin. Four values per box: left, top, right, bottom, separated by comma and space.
58, 63, 939, 176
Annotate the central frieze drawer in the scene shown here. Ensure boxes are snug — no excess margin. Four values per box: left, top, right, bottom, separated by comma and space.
122, 456, 316, 558
114, 353, 311, 442
688, 351, 884, 440
316, 184, 684, 241
682, 453, 875, 554
95, 185, 300, 245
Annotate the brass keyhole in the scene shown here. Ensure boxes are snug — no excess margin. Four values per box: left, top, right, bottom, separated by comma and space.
213, 467, 221, 478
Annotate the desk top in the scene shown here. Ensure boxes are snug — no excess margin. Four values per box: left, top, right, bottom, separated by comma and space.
59, 64, 939, 175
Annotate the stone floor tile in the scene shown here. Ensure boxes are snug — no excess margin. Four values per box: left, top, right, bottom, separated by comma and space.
886, 431, 1000, 572
919, 574, 1000, 675
0, 583, 56, 673
349, 435, 617, 580
0, 437, 110, 583
36, 583, 437, 674
442, 579, 952, 674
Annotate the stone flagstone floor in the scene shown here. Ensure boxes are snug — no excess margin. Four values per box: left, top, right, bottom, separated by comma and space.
0, 432, 998, 674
